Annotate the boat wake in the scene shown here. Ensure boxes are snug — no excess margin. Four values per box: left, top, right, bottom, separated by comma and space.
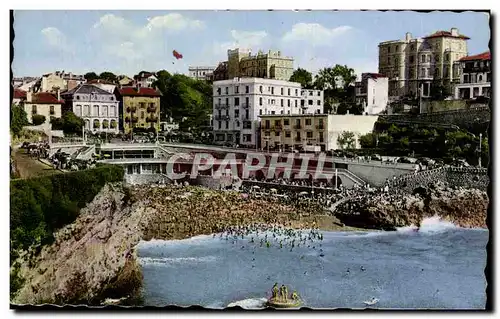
226, 297, 268, 309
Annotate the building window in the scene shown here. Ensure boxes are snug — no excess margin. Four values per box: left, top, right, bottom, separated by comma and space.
141, 111, 145, 119
235, 97, 240, 106
225, 121, 229, 129
281, 99, 284, 107
271, 87, 275, 94
259, 86, 263, 93
226, 98, 229, 105
275, 131, 280, 137
76, 95, 80, 100
50, 105, 55, 115
287, 100, 290, 107
285, 131, 291, 138
235, 86, 239, 93
284, 119, 290, 126
435, 55, 440, 63
288, 88, 291, 95
235, 110, 239, 118
271, 111, 275, 115
259, 109, 262, 115
396, 45, 399, 52
280, 88, 283, 95
317, 100, 321, 106
225, 87, 228, 94
410, 44, 415, 51
388, 46, 391, 53
295, 89, 298, 96
305, 119, 312, 126
31, 105, 37, 114
409, 56, 414, 64
246, 86, 249, 93
218, 121, 221, 129
308, 100, 313, 105
295, 100, 298, 107
217, 88, 221, 95
306, 131, 313, 138
259, 97, 263, 106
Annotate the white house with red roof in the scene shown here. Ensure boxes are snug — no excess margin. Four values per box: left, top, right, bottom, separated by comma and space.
454, 51, 491, 100
19, 91, 64, 129
133, 71, 157, 88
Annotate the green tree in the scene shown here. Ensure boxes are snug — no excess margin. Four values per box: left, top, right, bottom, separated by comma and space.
399, 136, 410, 149
337, 131, 356, 150
99, 72, 117, 83
84, 72, 98, 81
359, 133, 377, 148
10, 105, 29, 137
31, 114, 46, 126
289, 68, 313, 89
430, 80, 452, 100
314, 65, 357, 114
52, 112, 85, 135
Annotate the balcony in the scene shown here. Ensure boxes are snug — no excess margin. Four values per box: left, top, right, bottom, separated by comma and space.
293, 124, 302, 129
214, 114, 230, 121
214, 104, 229, 110
241, 103, 250, 109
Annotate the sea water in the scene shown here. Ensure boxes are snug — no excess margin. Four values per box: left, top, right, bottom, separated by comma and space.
136, 216, 488, 309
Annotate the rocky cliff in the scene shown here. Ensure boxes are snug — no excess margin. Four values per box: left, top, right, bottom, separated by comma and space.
11, 183, 333, 305
334, 181, 488, 230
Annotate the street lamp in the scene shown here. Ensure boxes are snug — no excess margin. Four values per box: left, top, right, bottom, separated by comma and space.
479, 133, 482, 168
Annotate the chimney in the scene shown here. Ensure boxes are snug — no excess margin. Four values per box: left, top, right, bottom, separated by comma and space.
451, 28, 458, 36
405, 32, 412, 41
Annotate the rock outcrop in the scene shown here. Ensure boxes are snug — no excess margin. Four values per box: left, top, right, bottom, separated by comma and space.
335, 181, 488, 230
12, 183, 333, 305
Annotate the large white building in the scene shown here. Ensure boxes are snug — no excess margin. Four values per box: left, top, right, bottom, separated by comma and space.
61, 84, 120, 134
212, 77, 323, 147
355, 73, 389, 115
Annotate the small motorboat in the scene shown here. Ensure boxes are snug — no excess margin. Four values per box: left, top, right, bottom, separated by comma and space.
266, 297, 302, 309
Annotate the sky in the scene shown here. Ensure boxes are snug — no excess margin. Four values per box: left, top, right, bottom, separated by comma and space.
12, 10, 490, 79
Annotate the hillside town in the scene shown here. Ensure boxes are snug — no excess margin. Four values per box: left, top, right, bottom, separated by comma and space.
11, 27, 490, 159
9, 10, 491, 310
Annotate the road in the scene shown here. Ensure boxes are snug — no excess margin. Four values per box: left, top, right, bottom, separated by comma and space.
11, 148, 59, 179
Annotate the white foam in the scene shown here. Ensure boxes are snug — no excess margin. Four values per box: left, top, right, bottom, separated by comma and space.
227, 297, 268, 309
137, 234, 215, 249
418, 215, 459, 233
138, 256, 216, 266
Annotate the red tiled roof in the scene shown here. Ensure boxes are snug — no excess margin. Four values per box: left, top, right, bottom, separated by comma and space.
14, 88, 26, 99
119, 87, 161, 97
459, 51, 491, 62
28, 92, 64, 104
87, 79, 116, 85
424, 30, 470, 40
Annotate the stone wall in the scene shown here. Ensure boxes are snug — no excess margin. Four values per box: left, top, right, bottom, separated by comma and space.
379, 105, 490, 130
124, 174, 172, 186
388, 166, 489, 193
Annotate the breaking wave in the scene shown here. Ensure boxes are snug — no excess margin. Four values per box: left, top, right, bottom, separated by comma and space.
138, 256, 217, 266
397, 215, 459, 233
226, 297, 268, 309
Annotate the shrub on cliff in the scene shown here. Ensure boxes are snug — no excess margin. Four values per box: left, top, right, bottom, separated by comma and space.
10, 165, 124, 260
